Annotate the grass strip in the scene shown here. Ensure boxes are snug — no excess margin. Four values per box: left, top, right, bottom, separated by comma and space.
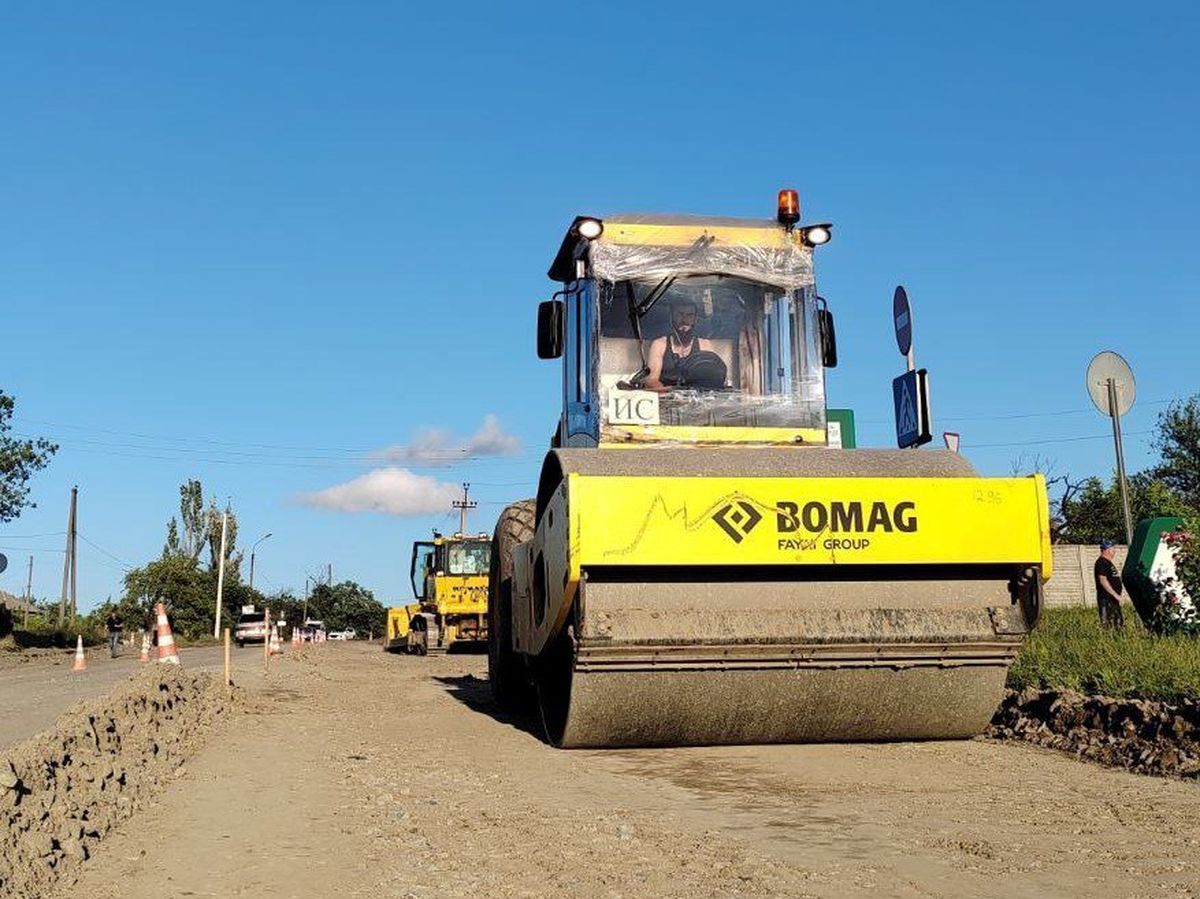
1009, 606, 1200, 702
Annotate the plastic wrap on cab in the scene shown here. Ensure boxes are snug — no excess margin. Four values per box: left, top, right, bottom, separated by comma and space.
590, 214, 815, 290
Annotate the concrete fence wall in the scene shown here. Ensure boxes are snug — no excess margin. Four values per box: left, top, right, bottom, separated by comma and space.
1044, 545, 1127, 609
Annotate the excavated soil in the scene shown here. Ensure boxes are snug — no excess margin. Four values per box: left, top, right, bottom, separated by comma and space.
989, 688, 1200, 779
0, 667, 236, 898
56, 645, 1200, 898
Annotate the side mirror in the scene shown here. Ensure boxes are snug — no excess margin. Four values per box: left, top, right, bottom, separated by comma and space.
817, 303, 838, 368
537, 299, 565, 360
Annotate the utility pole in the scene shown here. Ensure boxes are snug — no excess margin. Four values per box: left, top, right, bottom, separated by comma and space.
58, 486, 77, 626
23, 555, 32, 629
213, 512, 228, 639
452, 483, 477, 535
69, 488, 77, 622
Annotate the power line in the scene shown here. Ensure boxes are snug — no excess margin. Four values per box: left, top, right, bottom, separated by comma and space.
943, 398, 1179, 424
857, 395, 1189, 426
76, 531, 134, 570
964, 429, 1154, 450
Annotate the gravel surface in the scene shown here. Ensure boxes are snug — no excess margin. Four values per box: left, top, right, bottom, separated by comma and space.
1, 667, 236, 898
0, 645, 231, 750
41, 643, 1200, 898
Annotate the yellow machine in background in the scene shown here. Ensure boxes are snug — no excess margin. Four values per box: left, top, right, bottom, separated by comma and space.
384, 603, 421, 651
488, 190, 1051, 747
399, 531, 491, 654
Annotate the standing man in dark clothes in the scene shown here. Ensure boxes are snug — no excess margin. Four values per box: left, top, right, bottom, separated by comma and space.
1094, 539, 1125, 629
105, 609, 124, 657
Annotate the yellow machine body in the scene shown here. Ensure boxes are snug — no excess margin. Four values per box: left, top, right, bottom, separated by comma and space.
491, 205, 1051, 748
404, 534, 490, 654
385, 604, 421, 652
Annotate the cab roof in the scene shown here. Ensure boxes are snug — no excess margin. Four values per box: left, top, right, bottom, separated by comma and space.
549, 213, 813, 290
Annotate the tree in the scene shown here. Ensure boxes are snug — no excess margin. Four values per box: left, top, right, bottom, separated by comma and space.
165, 479, 207, 561
1015, 395, 1200, 544
205, 500, 242, 575
0, 391, 57, 522
123, 478, 256, 640
1056, 472, 1197, 545
1154, 397, 1200, 510
119, 554, 213, 638
162, 480, 242, 576
305, 581, 386, 635
118, 553, 270, 641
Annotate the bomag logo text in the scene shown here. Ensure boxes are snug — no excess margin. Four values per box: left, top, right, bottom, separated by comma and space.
711, 498, 918, 548
775, 500, 917, 533
775, 500, 917, 551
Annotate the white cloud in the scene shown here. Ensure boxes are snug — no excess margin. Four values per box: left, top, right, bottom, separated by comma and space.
464, 414, 522, 457
298, 468, 461, 516
371, 414, 521, 465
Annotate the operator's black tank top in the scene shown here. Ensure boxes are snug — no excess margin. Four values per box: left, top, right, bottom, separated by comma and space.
660, 340, 693, 385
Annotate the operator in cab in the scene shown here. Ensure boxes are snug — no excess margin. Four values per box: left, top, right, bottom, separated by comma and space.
642, 299, 728, 392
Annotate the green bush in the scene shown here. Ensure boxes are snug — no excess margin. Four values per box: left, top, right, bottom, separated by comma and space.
1009, 605, 1200, 702
0, 604, 11, 639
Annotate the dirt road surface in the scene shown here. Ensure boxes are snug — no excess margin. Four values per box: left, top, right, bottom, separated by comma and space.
2, 645, 233, 749
50, 643, 1200, 898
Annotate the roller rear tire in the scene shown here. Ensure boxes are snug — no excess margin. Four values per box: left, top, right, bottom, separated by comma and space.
489, 499, 536, 711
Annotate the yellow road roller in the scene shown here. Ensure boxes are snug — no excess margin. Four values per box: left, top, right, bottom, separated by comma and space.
488, 191, 1051, 748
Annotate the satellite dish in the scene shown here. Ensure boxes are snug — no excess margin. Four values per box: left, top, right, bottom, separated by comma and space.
0, 553, 6, 574
1086, 351, 1135, 418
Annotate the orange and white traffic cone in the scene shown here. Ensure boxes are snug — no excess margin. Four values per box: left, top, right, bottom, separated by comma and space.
71, 635, 87, 672
138, 633, 150, 664
154, 603, 181, 665
269, 628, 281, 656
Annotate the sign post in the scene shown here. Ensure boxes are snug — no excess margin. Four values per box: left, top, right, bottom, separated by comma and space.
1086, 351, 1136, 544
891, 286, 932, 449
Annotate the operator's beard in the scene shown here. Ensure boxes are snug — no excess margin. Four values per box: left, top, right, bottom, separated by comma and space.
672, 328, 694, 350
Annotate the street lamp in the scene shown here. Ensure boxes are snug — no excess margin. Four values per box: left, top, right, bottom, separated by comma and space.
249, 532, 272, 591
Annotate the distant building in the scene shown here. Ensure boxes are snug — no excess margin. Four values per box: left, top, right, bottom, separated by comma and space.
0, 590, 38, 617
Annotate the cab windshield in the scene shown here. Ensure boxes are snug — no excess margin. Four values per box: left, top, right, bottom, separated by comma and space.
446, 541, 490, 575
598, 275, 825, 431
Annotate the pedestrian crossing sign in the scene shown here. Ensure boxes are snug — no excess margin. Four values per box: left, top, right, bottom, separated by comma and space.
892, 369, 932, 448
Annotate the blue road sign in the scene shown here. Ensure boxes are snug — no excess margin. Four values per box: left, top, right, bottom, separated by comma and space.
893, 286, 912, 357
893, 369, 932, 448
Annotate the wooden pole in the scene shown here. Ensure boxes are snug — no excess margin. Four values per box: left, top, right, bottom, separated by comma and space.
68, 487, 77, 622
23, 555, 32, 629
58, 487, 76, 626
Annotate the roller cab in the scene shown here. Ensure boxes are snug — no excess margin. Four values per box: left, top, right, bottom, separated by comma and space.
491, 194, 1051, 747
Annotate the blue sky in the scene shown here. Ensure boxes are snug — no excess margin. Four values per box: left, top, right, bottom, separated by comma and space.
2, 3, 1197, 610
